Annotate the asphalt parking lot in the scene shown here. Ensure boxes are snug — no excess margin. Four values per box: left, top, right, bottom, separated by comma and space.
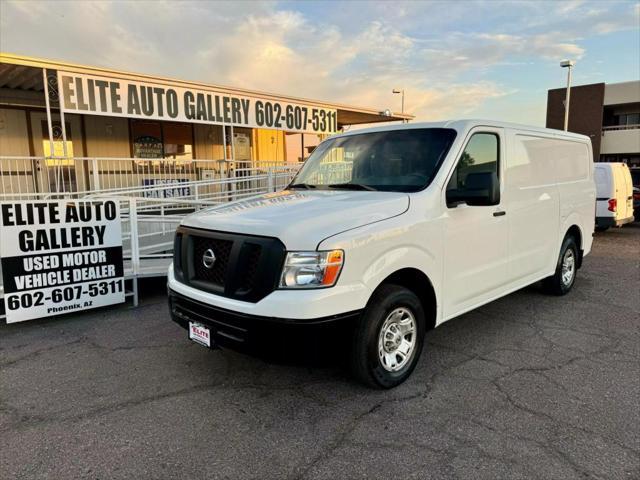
1, 225, 639, 480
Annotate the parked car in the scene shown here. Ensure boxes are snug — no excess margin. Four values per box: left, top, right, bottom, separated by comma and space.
168, 120, 595, 388
594, 162, 635, 231
630, 168, 640, 220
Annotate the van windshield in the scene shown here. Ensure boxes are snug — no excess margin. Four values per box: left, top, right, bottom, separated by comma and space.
289, 128, 457, 192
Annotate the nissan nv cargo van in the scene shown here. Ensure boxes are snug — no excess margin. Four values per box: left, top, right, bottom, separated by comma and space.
594, 162, 635, 231
168, 120, 595, 388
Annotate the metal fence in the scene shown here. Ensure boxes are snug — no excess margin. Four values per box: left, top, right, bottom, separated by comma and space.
0, 157, 301, 309
0, 156, 299, 200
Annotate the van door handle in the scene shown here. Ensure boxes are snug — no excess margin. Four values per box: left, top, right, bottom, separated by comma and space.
493, 210, 506, 217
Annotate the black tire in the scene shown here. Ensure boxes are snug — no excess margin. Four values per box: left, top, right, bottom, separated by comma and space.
350, 284, 426, 389
543, 235, 579, 296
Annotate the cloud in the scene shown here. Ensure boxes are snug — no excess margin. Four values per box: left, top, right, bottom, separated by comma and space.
1, 0, 637, 125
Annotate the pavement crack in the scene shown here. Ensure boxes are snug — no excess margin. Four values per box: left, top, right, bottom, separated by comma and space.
0, 338, 84, 368
287, 401, 384, 480
4, 381, 226, 431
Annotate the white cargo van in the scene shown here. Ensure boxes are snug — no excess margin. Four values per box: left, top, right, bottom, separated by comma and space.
594, 162, 634, 231
168, 120, 595, 388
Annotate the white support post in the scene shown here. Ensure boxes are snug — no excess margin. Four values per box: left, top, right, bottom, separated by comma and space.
57, 77, 69, 159
230, 125, 236, 200
129, 198, 140, 307
132, 276, 139, 308
54, 69, 69, 194
230, 172, 236, 201
161, 204, 166, 235
42, 69, 54, 158
222, 124, 227, 161
91, 158, 101, 190
267, 168, 274, 192
42, 69, 56, 193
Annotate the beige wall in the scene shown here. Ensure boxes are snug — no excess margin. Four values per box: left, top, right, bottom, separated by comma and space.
0, 108, 30, 156
604, 81, 640, 106
0, 108, 35, 194
84, 116, 130, 158
194, 124, 224, 161
601, 129, 640, 155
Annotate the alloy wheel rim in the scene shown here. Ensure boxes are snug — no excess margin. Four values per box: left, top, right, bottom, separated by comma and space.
377, 307, 416, 372
561, 249, 575, 286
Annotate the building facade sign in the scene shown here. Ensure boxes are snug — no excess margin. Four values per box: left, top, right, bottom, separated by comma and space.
133, 135, 164, 158
57, 71, 338, 134
142, 179, 190, 198
0, 200, 125, 323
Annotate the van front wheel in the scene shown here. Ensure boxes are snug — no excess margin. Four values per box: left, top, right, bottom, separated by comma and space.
350, 285, 425, 388
543, 236, 579, 295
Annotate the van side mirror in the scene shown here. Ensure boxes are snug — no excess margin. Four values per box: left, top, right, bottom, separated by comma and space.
446, 172, 500, 207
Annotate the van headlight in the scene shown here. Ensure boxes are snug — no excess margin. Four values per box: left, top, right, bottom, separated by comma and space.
279, 250, 344, 289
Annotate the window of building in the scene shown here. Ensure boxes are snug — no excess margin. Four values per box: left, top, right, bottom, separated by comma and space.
131, 120, 193, 165
626, 113, 640, 125
163, 123, 193, 160
610, 112, 640, 126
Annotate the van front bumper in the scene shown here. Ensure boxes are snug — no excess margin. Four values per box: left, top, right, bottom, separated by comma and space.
169, 289, 362, 350
167, 264, 371, 319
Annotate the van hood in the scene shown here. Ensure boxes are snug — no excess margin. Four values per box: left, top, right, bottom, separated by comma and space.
181, 189, 410, 249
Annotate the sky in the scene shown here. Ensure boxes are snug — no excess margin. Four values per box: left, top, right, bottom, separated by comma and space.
1, 0, 639, 126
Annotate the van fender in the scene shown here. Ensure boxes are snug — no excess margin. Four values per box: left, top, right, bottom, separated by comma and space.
559, 213, 583, 246
360, 245, 442, 320
557, 213, 585, 266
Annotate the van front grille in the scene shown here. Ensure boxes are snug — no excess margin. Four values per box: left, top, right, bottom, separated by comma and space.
173, 227, 285, 303
192, 236, 233, 286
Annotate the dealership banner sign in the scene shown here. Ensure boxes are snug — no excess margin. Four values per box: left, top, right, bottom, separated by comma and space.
57, 71, 338, 134
0, 200, 124, 323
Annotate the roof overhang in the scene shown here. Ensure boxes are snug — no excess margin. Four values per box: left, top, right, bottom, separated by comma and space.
0, 52, 413, 126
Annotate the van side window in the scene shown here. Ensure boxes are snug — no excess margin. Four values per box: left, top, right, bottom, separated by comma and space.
447, 133, 499, 194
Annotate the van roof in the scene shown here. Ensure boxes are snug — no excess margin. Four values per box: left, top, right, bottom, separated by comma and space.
337, 119, 591, 142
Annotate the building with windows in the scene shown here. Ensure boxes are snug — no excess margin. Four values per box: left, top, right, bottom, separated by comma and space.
546, 80, 640, 167
0, 53, 411, 196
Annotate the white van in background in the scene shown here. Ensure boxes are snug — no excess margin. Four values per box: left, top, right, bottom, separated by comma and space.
169, 120, 596, 388
594, 163, 635, 231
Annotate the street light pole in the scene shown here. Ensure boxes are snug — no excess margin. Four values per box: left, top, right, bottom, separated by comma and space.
560, 60, 575, 131
392, 89, 405, 122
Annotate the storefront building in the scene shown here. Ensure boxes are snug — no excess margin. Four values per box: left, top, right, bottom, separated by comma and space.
0, 53, 411, 196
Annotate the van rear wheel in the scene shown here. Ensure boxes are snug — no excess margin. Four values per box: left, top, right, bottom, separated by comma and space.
350, 285, 425, 388
543, 236, 578, 295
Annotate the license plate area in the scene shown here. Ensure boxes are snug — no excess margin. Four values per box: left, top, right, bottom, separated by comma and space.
189, 322, 212, 348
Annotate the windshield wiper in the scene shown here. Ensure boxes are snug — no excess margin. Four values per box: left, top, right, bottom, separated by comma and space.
328, 183, 377, 191
288, 183, 317, 189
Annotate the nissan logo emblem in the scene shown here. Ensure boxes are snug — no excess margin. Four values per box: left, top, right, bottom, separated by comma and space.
202, 248, 216, 269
